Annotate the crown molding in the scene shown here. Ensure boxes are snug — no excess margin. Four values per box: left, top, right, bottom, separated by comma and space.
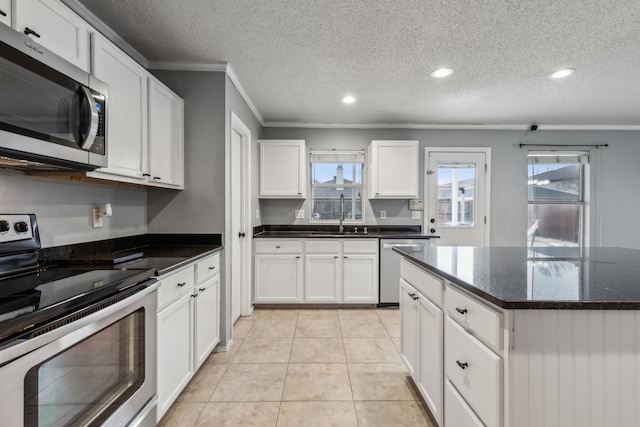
262, 122, 640, 131
148, 62, 265, 125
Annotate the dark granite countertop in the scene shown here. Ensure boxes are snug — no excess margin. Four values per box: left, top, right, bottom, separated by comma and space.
394, 246, 640, 309
253, 225, 436, 239
39, 234, 223, 276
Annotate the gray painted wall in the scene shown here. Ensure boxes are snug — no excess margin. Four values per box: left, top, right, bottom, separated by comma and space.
147, 70, 262, 347
147, 71, 227, 234
0, 169, 146, 247
261, 128, 640, 249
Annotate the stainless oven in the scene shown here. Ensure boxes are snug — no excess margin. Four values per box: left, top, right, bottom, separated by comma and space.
0, 281, 159, 427
0, 24, 107, 171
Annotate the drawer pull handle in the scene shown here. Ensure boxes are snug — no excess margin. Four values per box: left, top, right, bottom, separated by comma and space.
199, 287, 206, 292
177, 282, 187, 287
24, 27, 41, 38
408, 292, 419, 301
0, 10, 7, 17
456, 360, 468, 370
208, 266, 216, 270
455, 307, 467, 315
276, 245, 281, 249
191, 294, 198, 298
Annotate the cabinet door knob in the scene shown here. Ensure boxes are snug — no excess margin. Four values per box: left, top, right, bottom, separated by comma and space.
24, 27, 41, 38
208, 266, 216, 270
199, 287, 206, 292
142, 173, 151, 177
177, 282, 187, 287
430, 218, 435, 224
191, 294, 198, 298
275, 245, 281, 249
456, 360, 468, 370
334, 256, 339, 259
455, 307, 467, 315
153, 176, 162, 180
239, 232, 246, 238
296, 256, 301, 259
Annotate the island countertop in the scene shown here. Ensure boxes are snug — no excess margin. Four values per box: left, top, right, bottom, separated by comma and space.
393, 245, 640, 309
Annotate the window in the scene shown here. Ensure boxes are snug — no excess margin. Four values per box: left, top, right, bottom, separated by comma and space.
310, 150, 365, 222
436, 163, 477, 227
527, 151, 589, 247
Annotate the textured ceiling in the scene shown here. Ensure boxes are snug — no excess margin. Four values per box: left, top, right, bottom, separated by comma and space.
77, 0, 640, 126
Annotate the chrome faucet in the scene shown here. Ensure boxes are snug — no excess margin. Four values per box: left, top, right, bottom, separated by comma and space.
339, 193, 345, 234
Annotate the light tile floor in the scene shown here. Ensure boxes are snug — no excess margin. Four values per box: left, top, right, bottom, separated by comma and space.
159, 308, 435, 427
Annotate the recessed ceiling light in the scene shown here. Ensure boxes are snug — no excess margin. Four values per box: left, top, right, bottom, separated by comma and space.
342, 95, 356, 104
431, 68, 453, 78
549, 68, 575, 79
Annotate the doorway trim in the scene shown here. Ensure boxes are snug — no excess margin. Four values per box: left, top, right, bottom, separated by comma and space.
424, 147, 491, 245
229, 111, 253, 318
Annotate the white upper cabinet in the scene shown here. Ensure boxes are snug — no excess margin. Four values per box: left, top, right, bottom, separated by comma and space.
13, 0, 91, 71
259, 140, 306, 198
89, 32, 148, 182
0, 1, 11, 27
368, 140, 419, 198
148, 77, 184, 189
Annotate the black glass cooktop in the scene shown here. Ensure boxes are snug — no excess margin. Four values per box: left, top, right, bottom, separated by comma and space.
0, 266, 155, 344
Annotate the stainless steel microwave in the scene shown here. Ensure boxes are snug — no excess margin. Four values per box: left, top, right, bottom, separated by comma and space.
0, 24, 107, 171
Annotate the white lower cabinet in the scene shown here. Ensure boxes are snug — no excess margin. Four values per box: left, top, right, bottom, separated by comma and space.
254, 238, 378, 304
156, 253, 221, 422
194, 274, 220, 368
444, 380, 484, 427
342, 254, 378, 302
254, 254, 303, 302
157, 291, 193, 419
0, 0, 11, 26
445, 316, 502, 427
400, 277, 443, 426
305, 254, 341, 302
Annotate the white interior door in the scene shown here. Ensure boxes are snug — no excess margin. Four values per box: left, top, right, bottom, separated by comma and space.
425, 149, 490, 246
230, 128, 243, 324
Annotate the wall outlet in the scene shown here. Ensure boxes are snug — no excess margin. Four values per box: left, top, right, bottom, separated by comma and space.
380, 210, 387, 219
295, 209, 304, 219
92, 208, 104, 228
412, 210, 421, 220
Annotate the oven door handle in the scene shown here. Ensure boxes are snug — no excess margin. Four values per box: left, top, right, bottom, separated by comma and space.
79, 86, 99, 150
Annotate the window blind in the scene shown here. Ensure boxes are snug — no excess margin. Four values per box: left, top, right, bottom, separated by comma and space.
528, 151, 589, 164
309, 150, 365, 163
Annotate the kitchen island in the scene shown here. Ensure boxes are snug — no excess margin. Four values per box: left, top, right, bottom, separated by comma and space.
394, 246, 640, 427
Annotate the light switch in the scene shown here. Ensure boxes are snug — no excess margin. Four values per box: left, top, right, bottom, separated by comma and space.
380, 210, 387, 219
412, 211, 421, 220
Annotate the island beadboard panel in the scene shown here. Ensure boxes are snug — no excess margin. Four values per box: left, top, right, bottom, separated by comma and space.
510, 309, 640, 427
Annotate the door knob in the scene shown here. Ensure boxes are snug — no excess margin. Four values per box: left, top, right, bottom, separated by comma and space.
430, 228, 436, 233
238, 232, 246, 238
430, 218, 435, 223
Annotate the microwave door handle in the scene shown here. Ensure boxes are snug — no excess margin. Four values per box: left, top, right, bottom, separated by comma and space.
79, 87, 99, 149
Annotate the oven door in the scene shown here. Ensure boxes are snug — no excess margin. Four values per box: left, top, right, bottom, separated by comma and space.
0, 283, 158, 427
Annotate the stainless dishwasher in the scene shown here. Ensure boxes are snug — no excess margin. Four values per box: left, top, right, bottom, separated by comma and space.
379, 239, 430, 305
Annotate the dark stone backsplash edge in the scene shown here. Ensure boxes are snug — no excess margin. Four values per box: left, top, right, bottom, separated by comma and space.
254, 224, 422, 234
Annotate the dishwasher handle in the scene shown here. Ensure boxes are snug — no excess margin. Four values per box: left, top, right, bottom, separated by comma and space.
382, 243, 425, 249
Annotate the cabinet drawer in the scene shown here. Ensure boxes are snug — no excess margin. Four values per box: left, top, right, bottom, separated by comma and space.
445, 317, 502, 427
343, 239, 377, 254
444, 380, 484, 427
255, 240, 302, 254
400, 259, 443, 307
158, 266, 195, 310
196, 253, 220, 284
305, 240, 340, 253
445, 284, 502, 352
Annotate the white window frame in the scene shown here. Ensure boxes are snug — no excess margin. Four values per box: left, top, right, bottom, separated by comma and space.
309, 150, 366, 224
